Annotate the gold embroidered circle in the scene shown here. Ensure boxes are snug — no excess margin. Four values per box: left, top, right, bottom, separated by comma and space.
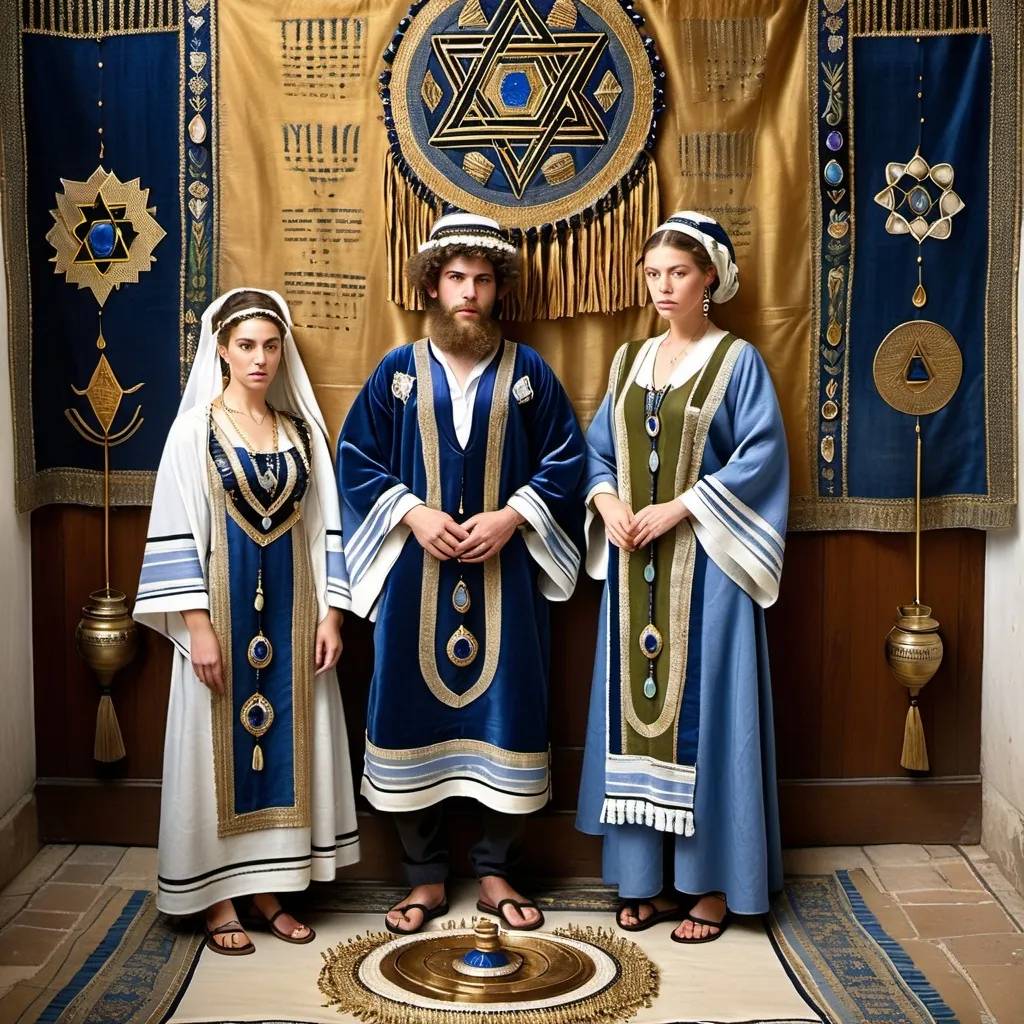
873, 320, 962, 416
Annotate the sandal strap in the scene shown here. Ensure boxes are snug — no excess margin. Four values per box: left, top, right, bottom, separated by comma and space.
686, 912, 727, 928
209, 921, 247, 936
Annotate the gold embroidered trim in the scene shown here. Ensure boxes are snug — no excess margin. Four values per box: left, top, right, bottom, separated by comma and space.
851, 0, 988, 35
209, 426, 312, 836
414, 339, 517, 709
365, 734, 548, 769
211, 416, 302, 547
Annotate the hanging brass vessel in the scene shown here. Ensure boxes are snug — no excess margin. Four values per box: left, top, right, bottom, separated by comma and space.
75, 589, 138, 762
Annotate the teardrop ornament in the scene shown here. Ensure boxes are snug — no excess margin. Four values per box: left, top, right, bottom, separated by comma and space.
648, 450, 660, 473
188, 113, 208, 144
912, 284, 927, 308
254, 592, 264, 612
643, 677, 657, 699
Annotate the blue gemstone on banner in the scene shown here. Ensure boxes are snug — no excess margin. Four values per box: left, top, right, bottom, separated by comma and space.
500, 71, 531, 108
824, 160, 843, 185
247, 704, 266, 729
644, 632, 659, 654
644, 563, 656, 583
453, 637, 472, 661
826, 131, 843, 151
88, 222, 116, 257
253, 640, 269, 662
643, 677, 657, 699
908, 186, 931, 214
648, 450, 660, 473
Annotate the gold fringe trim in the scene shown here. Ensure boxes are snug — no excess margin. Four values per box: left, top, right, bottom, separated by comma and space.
852, 0, 988, 35
318, 926, 659, 1024
94, 692, 126, 762
22, 0, 179, 34
384, 152, 659, 321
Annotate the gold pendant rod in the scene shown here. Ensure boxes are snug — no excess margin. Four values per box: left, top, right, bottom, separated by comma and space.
104, 433, 111, 595
915, 416, 921, 606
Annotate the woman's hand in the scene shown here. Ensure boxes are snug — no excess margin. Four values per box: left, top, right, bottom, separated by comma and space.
183, 610, 224, 695
631, 499, 689, 549
315, 608, 344, 676
593, 492, 636, 551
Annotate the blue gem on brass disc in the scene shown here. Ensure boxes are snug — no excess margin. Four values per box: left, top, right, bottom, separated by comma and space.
644, 563, 656, 583
447, 625, 479, 667
88, 221, 116, 258
643, 677, 657, 699
645, 415, 660, 438
247, 704, 266, 729
240, 692, 274, 738
639, 623, 663, 659
908, 185, 931, 215
452, 580, 471, 613
906, 355, 931, 383
648, 450, 660, 473
824, 159, 843, 185
247, 633, 273, 669
826, 131, 843, 152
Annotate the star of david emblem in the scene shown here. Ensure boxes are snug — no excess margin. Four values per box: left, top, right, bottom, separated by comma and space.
46, 166, 166, 306
429, 0, 608, 199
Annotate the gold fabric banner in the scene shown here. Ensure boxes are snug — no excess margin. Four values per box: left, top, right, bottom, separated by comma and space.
218, 0, 813, 498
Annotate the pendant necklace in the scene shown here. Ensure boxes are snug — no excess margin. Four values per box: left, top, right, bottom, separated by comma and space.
222, 402, 281, 498
640, 381, 670, 698
447, 477, 479, 667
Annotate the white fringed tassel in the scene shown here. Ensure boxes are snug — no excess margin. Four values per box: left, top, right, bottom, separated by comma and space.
600, 798, 695, 836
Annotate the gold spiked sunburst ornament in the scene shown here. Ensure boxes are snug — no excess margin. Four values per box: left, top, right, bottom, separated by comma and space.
46, 166, 166, 306
67, 325, 145, 762
873, 320, 962, 771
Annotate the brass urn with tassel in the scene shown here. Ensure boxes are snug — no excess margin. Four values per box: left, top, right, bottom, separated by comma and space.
873, 321, 962, 771
67, 324, 145, 762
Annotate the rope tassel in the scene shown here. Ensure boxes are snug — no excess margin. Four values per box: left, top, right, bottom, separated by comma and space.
94, 691, 126, 763
900, 694, 929, 771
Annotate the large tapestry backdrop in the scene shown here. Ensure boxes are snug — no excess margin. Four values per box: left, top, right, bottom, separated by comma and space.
2, 0, 1020, 529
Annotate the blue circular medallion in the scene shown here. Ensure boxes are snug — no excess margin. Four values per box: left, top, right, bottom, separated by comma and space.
824, 160, 844, 185
253, 640, 268, 661
247, 704, 266, 729
644, 632, 659, 654
453, 637, 472, 661
88, 221, 116, 258
826, 131, 843, 152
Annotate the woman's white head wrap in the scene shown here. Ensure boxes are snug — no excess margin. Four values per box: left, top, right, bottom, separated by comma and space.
180, 287, 342, 570
646, 211, 739, 303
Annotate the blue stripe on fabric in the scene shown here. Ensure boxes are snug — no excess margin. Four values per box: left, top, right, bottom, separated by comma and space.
704, 476, 785, 562
347, 487, 406, 581
326, 550, 348, 583
142, 546, 198, 563
365, 753, 547, 785
603, 775, 696, 798
518, 487, 580, 575
836, 869, 960, 1023
696, 482, 781, 581
139, 559, 203, 585
36, 890, 149, 1024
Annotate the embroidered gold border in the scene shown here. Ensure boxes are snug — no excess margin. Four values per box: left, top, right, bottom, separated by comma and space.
387, 0, 652, 231
22, 0, 179, 36
612, 338, 745, 748
414, 338, 517, 709
208, 417, 311, 837
365, 734, 548, 770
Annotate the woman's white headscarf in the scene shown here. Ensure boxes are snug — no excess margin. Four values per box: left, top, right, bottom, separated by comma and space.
183, 287, 342, 579
646, 211, 739, 303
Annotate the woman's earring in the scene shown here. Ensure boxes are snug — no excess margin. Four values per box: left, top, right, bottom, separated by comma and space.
702, 287, 711, 317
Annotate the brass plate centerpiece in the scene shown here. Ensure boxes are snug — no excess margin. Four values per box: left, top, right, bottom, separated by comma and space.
872, 320, 962, 772
320, 916, 659, 1024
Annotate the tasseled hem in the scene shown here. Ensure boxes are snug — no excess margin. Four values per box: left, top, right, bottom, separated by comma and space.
599, 798, 695, 836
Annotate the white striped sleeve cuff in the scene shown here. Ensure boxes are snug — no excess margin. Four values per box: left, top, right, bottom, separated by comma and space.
680, 477, 785, 608
507, 484, 580, 602
346, 484, 423, 619
135, 536, 208, 613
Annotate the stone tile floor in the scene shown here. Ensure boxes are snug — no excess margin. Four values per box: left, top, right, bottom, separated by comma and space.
0, 843, 1022, 1021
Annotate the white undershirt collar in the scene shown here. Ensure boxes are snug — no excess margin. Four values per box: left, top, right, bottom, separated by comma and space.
428, 339, 499, 448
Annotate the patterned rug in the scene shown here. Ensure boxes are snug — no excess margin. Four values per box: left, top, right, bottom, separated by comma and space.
1, 873, 958, 1024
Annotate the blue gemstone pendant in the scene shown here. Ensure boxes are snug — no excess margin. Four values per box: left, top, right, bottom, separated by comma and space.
240, 692, 274, 739
644, 563, 656, 583
247, 631, 273, 669
452, 579, 471, 613
643, 676, 657, 699
645, 414, 660, 438
638, 623, 663, 659
446, 625, 479, 667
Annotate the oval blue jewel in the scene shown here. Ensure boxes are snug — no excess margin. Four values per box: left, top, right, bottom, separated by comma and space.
247, 704, 266, 728
908, 185, 931, 214
88, 221, 116, 258
453, 637, 472, 660
253, 640, 268, 661
644, 563, 656, 583
824, 160, 843, 185
826, 130, 843, 151
643, 678, 657, 699
648, 450, 660, 473
644, 632, 659, 654
646, 415, 660, 437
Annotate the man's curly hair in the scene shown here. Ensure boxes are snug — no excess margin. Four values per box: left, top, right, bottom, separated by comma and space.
405, 244, 522, 298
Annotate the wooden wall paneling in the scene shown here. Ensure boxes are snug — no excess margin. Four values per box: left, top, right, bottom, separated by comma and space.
954, 530, 984, 775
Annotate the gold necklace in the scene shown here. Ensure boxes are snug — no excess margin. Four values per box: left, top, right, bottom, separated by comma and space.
220, 404, 281, 495
664, 319, 711, 365
222, 399, 268, 427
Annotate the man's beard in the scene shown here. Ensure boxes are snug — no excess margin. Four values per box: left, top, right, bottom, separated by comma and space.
427, 300, 501, 361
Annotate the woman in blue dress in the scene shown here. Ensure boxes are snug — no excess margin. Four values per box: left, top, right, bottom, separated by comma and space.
135, 288, 359, 955
576, 212, 789, 943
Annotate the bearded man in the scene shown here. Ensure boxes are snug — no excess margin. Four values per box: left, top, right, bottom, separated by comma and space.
337, 213, 585, 934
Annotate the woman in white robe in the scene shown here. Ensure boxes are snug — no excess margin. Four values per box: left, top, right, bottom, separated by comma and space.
134, 288, 359, 954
